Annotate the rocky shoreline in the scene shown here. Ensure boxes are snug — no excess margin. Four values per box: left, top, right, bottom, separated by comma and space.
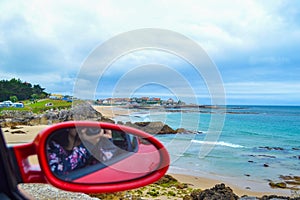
18, 174, 300, 200
2, 103, 300, 199
0, 103, 190, 135
0, 103, 103, 127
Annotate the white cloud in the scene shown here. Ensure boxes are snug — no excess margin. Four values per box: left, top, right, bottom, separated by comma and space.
1, 0, 299, 63
0, 0, 299, 104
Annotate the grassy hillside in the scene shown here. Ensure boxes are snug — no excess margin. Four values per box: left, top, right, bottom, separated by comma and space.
0, 99, 72, 114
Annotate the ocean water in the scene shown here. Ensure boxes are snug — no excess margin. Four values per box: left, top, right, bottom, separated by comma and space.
115, 106, 300, 185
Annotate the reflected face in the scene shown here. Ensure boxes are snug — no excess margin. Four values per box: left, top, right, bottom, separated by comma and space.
46, 126, 162, 184
69, 128, 77, 137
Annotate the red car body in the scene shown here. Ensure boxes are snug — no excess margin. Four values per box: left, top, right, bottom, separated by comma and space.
10, 121, 170, 193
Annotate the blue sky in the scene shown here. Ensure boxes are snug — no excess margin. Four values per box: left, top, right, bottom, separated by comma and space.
0, 0, 299, 105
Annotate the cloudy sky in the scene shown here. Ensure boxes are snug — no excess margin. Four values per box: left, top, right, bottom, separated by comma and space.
0, 0, 299, 105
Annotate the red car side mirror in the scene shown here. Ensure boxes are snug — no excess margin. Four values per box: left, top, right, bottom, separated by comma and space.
11, 121, 170, 193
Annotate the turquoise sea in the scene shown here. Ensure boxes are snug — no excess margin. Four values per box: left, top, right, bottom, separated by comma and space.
115, 106, 300, 188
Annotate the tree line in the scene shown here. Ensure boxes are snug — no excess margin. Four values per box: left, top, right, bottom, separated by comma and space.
0, 78, 49, 102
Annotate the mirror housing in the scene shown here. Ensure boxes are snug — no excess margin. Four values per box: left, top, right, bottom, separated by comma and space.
12, 121, 170, 193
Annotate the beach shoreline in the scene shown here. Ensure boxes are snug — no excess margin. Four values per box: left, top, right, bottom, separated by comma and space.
169, 172, 291, 197
93, 105, 132, 119
2, 106, 296, 198
92, 105, 295, 197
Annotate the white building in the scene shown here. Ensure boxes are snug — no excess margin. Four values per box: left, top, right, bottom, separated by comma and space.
2, 101, 13, 107
13, 103, 24, 108
0, 101, 24, 108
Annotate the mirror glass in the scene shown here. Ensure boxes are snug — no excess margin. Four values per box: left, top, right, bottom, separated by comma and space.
46, 125, 162, 184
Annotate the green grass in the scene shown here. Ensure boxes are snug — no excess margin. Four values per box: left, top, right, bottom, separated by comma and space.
89, 175, 197, 199
0, 98, 72, 114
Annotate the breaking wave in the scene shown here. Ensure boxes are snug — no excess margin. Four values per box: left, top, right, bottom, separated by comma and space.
191, 140, 244, 148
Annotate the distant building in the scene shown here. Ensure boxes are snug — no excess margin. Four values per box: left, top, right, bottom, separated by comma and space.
0, 101, 24, 108
166, 98, 174, 105
49, 96, 60, 100
94, 97, 185, 107
62, 96, 73, 102
13, 103, 24, 108
49, 94, 63, 100
3, 101, 13, 107
141, 97, 149, 101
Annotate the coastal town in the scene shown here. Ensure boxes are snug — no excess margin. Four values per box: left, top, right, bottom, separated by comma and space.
0, 95, 209, 111
94, 97, 218, 110
95, 97, 187, 108
1, 96, 183, 108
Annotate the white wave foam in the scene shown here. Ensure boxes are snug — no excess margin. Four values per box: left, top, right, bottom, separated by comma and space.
191, 140, 244, 148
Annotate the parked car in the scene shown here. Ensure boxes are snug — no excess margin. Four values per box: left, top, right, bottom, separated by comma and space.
0, 121, 170, 199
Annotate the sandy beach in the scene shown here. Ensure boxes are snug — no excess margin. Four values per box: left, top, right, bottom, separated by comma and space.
93, 105, 132, 119
2, 121, 291, 197
170, 173, 291, 197
3, 125, 50, 144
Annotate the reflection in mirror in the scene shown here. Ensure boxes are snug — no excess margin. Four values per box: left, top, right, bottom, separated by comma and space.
46, 126, 161, 184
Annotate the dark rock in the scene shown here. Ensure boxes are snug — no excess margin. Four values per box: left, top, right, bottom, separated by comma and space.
11, 130, 26, 134
10, 126, 22, 129
58, 110, 71, 121
154, 174, 178, 185
258, 155, 276, 158
259, 146, 284, 151
285, 181, 300, 185
124, 121, 178, 135
160, 124, 177, 134
183, 195, 193, 200
263, 163, 269, 167
176, 128, 187, 133
269, 175, 300, 192
273, 147, 284, 151
44, 111, 58, 120
240, 195, 258, 200
294, 176, 300, 182
259, 146, 272, 150
260, 195, 291, 199
191, 183, 239, 200
248, 154, 276, 159
190, 189, 202, 199
279, 175, 293, 180
269, 182, 287, 189
176, 183, 189, 189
